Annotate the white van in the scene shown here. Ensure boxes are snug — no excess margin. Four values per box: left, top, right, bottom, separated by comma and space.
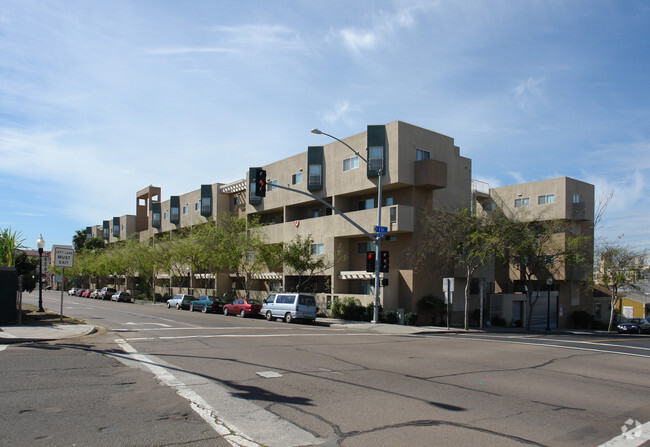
261, 293, 317, 323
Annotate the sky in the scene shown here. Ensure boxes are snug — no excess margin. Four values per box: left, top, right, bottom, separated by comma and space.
1, 0, 649, 252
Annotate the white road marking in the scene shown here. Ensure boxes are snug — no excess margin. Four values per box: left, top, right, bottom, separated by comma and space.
124, 322, 172, 327
256, 371, 283, 378
598, 421, 650, 446
439, 335, 650, 359
0, 345, 8, 352
113, 338, 321, 447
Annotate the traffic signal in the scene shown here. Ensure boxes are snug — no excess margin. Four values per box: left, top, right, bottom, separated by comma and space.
366, 251, 375, 272
380, 250, 389, 272
255, 169, 267, 197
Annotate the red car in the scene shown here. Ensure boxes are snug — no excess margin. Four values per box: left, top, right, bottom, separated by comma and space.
81, 289, 92, 298
223, 298, 262, 318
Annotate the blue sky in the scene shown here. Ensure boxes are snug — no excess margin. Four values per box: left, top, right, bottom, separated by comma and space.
1, 0, 649, 251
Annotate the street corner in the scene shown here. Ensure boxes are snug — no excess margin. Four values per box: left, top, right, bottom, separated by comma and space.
0, 323, 96, 344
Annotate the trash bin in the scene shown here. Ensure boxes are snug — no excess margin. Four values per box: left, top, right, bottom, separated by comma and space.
0, 267, 18, 323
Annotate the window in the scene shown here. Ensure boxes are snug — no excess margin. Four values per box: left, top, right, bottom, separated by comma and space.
514, 197, 530, 208
357, 241, 376, 254
416, 149, 431, 161
201, 197, 211, 214
343, 156, 359, 172
311, 209, 319, 218
152, 212, 161, 228
358, 198, 375, 210
195, 202, 199, 211
233, 196, 242, 206
310, 243, 324, 255
309, 164, 322, 185
368, 146, 384, 171
182, 205, 188, 214
164, 211, 168, 219
573, 193, 582, 203
390, 206, 397, 223
292, 172, 302, 185
268, 179, 278, 191
121, 223, 124, 230
357, 280, 373, 295
384, 196, 394, 206
538, 194, 555, 205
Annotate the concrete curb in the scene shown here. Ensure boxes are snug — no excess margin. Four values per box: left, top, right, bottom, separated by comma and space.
0, 324, 97, 344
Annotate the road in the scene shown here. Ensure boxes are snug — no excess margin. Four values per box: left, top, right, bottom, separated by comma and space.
14, 290, 650, 446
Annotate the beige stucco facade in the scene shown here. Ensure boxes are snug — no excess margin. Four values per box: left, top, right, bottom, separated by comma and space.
87, 121, 595, 327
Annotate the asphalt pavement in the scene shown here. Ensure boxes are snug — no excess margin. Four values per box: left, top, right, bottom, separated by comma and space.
0, 306, 624, 447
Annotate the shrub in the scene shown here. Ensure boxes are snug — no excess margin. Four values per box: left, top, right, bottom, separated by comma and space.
381, 311, 398, 324
570, 310, 592, 329
332, 297, 364, 321
404, 312, 418, 326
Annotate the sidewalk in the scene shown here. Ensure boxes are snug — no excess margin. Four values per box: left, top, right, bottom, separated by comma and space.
0, 323, 96, 344
0, 305, 96, 344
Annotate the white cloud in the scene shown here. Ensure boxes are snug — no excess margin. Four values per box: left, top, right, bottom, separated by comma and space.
514, 76, 548, 112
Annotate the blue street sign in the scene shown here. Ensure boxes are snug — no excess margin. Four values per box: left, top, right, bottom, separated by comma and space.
374, 225, 388, 234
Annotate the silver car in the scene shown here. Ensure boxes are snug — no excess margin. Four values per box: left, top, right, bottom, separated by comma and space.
166, 294, 194, 310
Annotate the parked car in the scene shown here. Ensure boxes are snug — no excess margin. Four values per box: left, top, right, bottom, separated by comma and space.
189, 295, 228, 313
81, 289, 92, 298
223, 298, 262, 317
90, 289, 101, 299
261, 293, 317, 323
68, 287, 80, 296
75, 288, 86, 297
166, 294, 195, 310
617, 318, 650, 334
111, 291, 132, 303
98, 287, 117, 300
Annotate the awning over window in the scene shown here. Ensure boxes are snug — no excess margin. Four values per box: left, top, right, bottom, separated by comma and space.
338, 271, 374, 280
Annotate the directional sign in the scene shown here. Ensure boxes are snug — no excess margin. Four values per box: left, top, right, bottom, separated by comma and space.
374, 225, 388, 234
52, 245, 74, 268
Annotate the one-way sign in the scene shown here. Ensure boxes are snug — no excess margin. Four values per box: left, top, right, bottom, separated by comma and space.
52, 245, 75, 268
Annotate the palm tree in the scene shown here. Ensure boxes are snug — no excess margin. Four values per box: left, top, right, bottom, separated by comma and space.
72, 229, 87, 252
0, 227, 26, 267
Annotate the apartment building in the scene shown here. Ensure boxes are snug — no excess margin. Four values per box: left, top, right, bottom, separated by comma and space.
243, 121, 471, 314
86, 120, 595, 327
476, 177, 595, 328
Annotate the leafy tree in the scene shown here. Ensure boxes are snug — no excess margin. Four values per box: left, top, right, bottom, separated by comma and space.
215, 214, 270, 298
283, 235, 335, 292
414, 208, 500, 330
495, 212, 591, 330
0, 227, 26, 267
15, 251, 38, 292
597, 240, 646, 332
84, 237, 105, 252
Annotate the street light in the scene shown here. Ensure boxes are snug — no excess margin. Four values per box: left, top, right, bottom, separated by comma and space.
36, 234, 45, 312
186, 266, 191, 295
312, 127, 383, 323
546, 277, 553, 331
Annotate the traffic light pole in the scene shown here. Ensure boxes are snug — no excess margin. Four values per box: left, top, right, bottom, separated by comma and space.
372, 168, 383, 323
